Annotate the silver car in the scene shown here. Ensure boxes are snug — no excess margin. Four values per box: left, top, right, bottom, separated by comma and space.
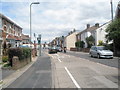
89, 46, 113, 59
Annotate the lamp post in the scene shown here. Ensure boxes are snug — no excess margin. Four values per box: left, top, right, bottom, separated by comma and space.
110, 0, 113, 22
30, 2, 40, 47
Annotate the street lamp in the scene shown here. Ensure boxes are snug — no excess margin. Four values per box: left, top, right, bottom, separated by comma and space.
110, 0, 113, 22
30, 2, 40, 47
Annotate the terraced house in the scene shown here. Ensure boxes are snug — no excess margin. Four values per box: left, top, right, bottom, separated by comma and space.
76, 23, 99, 48
0, 13, 22, 48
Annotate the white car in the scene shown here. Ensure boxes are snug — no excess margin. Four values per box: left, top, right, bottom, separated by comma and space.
89, 46, 113, 59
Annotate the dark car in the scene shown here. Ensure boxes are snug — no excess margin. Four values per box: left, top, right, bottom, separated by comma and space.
48, 46, 57, 54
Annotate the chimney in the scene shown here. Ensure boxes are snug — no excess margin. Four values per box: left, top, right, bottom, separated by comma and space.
73, 28, 76, 32
87, 24, 90, 29
95, 23, 99, 27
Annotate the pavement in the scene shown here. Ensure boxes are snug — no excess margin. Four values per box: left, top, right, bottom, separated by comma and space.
2, 56, 38, 88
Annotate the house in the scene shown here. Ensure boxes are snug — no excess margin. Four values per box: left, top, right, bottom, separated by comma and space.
76, 23, 99, 48
65, 29, 78, 50
95, 22, 111, 45
0, 13, 22, 47
22, 34, 30, 44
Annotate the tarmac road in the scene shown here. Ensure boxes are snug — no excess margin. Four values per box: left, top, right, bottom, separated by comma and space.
6, 53, 52, 88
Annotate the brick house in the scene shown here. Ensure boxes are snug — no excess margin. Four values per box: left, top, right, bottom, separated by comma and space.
0, 13, 22, 47
22, 34, 30, 44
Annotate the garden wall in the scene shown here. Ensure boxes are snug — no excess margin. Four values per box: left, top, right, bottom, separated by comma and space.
12, 56, 31, 70
70, 48, 90, 53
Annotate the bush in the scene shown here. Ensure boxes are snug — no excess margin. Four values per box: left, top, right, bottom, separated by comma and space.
2, 56, 8, 62
86, 35, 95, 48
3, 63, 11, 67
75, 41, 85, 48
22, 48, 31, 59
8, 48, 31, 61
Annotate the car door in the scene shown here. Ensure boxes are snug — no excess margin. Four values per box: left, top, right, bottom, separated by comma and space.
94, 47, 98, 57
91, 47, 95, 56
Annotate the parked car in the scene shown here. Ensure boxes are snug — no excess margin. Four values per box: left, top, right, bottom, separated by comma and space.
19, 45, 29, 48
56, 47, 62, 52
89, 46, 113, 59
48, 46, 57, 54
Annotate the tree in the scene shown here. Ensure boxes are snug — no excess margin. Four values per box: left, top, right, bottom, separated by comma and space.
86, 35, 95, 48
75, 41, 80, 48
75, 41, 85, 48
2, 41, 7, 55
98, 40, 104, 46
106, 18, 120, 56
79, 41, 85, 48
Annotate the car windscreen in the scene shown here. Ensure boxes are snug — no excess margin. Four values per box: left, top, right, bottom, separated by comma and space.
51, 47, 56, 49
97, 47, 108, 50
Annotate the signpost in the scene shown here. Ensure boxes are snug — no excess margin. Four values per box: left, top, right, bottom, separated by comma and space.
37, 34, 41, 56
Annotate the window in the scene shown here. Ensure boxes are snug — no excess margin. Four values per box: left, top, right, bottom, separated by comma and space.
4, 20, 6, 25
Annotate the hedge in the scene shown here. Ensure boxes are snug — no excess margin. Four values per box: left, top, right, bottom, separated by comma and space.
8, 47, 31, 61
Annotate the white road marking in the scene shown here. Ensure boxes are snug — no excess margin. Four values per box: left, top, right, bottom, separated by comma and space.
64, 67, 81, 88
56, 54, 59, 57
66, 55, 71, 58
58, 58, 62, 62
51, 56, 54, 58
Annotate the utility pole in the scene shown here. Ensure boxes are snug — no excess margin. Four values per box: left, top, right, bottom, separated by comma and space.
110, 0, 116, 55
110, 0, 114, 22
37, 34, 41, 56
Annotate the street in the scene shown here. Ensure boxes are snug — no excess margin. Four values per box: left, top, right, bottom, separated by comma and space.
6, 52, 52, 88
65, 51, 119, 68
47, 50, 118, 88
3, 50, 119, 89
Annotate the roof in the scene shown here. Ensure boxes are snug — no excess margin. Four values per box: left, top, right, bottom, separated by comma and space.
77, 25, 99, 35
14, 36, 22, 41
6, 34, 22, 41
22, 34, 30, 40
6, 34, 15, 40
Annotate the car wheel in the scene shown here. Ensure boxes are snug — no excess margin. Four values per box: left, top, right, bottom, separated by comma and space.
91, 55, 93, 57
90, 53, 93, 57
111, 57, 113, 59
97, 54, 100, 59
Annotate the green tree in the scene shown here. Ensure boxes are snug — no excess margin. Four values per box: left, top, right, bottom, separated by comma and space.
2, 41, 7, 55
86, 35, 95, 48
79, 41, 85, 48
98, 40, 104, 46
106, 18, 120, 56
75, 41, 85, 48
75, 41, 80, 48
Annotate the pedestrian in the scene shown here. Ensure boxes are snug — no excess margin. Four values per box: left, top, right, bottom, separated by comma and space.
64, 47, 66, 53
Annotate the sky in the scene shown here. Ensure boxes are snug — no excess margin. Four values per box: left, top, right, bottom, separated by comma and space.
0, 0, 119, 43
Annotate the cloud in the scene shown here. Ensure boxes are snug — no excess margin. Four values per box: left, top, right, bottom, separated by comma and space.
0, 0, 119, 43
